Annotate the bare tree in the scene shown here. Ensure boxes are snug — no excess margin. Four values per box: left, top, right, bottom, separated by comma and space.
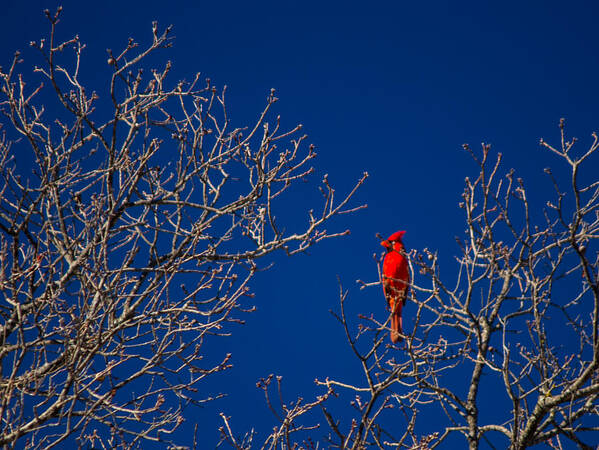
323, 123, 599, 449
0, 9, 366, 449
218, 123, 599, 449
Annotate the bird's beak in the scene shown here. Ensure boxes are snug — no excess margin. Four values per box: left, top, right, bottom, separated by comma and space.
381, 240, 390, 249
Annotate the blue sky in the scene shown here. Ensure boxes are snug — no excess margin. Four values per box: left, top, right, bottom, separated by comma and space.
3, 0, 599, 447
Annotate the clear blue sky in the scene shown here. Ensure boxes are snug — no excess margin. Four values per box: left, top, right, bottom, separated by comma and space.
2, 0, 599, 447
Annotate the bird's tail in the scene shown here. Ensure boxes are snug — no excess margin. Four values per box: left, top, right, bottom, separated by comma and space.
390, 311, 403, 343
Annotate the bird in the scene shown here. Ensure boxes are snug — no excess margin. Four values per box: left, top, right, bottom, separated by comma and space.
381, 230, 409, 343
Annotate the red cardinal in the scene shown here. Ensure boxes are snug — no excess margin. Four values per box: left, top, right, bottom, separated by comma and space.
381, 230, 409, 343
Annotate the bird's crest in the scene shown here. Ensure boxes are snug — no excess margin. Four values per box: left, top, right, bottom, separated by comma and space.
387, 230, 406, 242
